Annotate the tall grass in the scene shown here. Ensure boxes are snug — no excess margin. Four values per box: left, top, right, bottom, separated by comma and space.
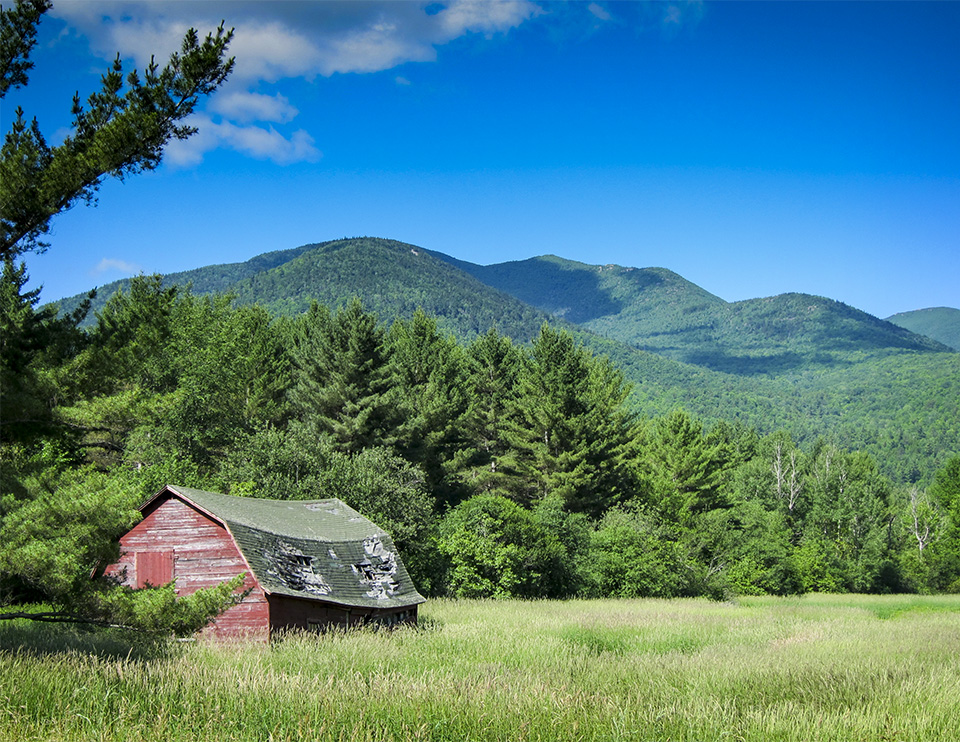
3, 594, 959, 741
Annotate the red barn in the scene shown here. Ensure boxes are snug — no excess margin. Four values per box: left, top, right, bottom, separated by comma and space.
105, 485, 425, 640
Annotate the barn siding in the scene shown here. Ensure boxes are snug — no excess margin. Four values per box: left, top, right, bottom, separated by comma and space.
104, 496, 269, 640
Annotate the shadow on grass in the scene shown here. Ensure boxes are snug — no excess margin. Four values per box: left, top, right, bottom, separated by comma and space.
0, 617, 181, 661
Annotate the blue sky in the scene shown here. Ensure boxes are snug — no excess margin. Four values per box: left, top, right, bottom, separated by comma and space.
7, 0, 959, 318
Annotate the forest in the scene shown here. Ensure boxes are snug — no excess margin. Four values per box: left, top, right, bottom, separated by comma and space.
57, 236, 960, 487
3, 266, 959, 631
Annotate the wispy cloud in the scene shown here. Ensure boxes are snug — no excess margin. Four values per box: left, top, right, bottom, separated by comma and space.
164, 114, 320, 168
92, 258, 141, 276
653, 1, 705, 35
48, 1, 543, 79
210, 91, 298, 124
587, 3, 612, 23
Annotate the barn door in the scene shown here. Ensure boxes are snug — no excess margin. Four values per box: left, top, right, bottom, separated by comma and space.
136, 550, 174, 588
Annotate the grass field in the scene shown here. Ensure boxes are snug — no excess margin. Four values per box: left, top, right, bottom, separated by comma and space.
2, 594, 959, 741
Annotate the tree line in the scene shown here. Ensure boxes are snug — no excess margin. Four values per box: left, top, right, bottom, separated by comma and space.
2, 273, 959, 630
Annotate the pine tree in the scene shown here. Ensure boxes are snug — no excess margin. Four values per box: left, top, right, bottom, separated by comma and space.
1, 2, 234, 260
289, 299, 397, 453
0, 258, 90, 444
504, 324, 636, 517
453, 327, 524, 498
646, 409, 728, 525
388, 309, 470, 507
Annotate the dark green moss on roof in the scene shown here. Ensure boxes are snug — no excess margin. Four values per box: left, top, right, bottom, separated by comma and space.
162, 486, 425, 610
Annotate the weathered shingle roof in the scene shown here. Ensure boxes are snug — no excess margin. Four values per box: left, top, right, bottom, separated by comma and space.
157, 486, 425, 610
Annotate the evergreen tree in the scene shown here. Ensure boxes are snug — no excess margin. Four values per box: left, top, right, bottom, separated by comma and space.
1, 2, 234, 260
504, 324, 636, 517
123, 295, 291, 474
453, 327, 524, 498
288, 299, 397, 453
67, 275, 180, 398
646, 409, 729, 525
1, 259, 67, 442
388, 309, 470, 507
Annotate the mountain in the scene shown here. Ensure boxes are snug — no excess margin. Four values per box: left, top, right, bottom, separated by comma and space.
428, 252, 949, 374
49, 237, 959, 481
886, 307, 960, 351
57, 238, 553, 341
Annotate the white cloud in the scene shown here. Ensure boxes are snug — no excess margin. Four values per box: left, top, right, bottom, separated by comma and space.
93, 257, 141, 276
164, 115, 321, 168
229, 21, 324, 82
50, 1, 540, 80
210, 91, 298, 124
48, 1, 541, 165
437, 0, 541, 38
318, 21, 437, 75
653, 1, 705, 34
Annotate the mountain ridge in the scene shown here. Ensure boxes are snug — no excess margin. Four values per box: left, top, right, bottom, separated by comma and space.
886, 307, 960, 351
54, 237, 952, 368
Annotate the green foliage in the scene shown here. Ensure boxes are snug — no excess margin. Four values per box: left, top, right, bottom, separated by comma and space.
437, 494, 571, 598
0, 257, 90, 444
583, 506, 694, 598
887, 306, 960, 351
94, 573, 246, 637
388, 310, 471, 508
920, 456, 960, 592
503, 324, 637, 516
644, 409, 730, 523
450, 328, 525, 499
0, 465, 140, 606
67, 274, 180, 397
0, 1, 50, 98
930, 456, 960, 522
289, 299, 398, 452
791, 538, 845, 593
697, 504, 802, 597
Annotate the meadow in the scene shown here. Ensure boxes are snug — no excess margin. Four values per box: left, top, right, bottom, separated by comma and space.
2, 594, 959, 741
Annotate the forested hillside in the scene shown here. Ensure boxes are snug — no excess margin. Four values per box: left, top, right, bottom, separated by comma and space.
887, 307, 960, 351
5, 273, 960, 609
50, 237, 960, 484
432, 251, 950, 373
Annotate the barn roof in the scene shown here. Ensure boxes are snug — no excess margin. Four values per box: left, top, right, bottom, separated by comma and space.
149, 485, 425, 611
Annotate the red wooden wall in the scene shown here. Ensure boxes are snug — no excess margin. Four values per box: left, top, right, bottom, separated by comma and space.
104, 495, 269, 641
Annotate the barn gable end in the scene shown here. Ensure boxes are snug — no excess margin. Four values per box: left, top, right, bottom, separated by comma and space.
105, 494, 269, 640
